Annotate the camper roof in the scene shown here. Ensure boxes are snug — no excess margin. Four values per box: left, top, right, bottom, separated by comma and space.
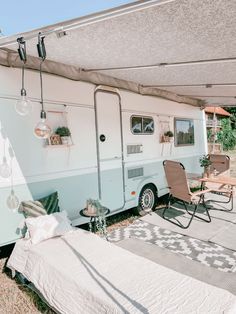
0, 0, 236, 107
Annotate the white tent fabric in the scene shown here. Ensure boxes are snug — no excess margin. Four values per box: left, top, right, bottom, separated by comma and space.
0, 0, 236, 106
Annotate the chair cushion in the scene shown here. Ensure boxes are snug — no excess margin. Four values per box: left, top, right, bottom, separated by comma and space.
37, 191, 60, 214
20, 200, 47, 218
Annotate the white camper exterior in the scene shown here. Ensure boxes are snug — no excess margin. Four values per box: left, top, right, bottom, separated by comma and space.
0, 65, 207, 247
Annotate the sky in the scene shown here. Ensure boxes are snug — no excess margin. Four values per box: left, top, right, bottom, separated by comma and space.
0, 0, 134, 36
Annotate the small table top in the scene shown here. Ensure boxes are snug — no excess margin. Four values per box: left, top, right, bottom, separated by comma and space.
80, 207, 110, 218
199, 175, 236, 186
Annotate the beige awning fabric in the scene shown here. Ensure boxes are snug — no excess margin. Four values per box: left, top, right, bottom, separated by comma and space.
1, 0, 235, 107
0, 48, 203, 107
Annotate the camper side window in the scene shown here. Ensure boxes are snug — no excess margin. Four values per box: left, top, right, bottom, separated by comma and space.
131, 116, 154, 134
174, 118, 194, 146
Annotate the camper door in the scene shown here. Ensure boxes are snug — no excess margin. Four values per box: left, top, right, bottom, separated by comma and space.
95, 89, 125, 211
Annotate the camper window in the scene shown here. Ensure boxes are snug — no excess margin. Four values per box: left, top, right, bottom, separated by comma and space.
131, 116, 154, 134
174, 118, 194, 146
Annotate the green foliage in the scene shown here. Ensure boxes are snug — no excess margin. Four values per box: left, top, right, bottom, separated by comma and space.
223, 107, 236, 116
164, 130, 174, 137
190, 186, 201, 193
87, 198, 102, 209
223, 107, 236, 129
207, 129, 213, 142
55, 126, 71, 137
216, 118, 236, 151
199, 155, 211, 168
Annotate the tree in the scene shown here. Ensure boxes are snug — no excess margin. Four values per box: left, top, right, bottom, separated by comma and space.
217, 118, 236, 150
223, 107, 236, 129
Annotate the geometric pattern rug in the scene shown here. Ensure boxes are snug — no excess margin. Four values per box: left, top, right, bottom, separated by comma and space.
108, 219, 236, 273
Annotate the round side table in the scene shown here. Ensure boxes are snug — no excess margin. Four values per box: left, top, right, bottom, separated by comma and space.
80, 208, 110, 240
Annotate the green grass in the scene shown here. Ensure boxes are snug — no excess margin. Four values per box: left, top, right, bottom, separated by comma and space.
3, 263, 55, 314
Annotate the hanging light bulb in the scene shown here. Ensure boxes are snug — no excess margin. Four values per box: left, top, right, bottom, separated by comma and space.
7, 189, 19, 211
15, 37, 32, 116
34, 109, 51, 138
6, 147, 19, 211
34, 33, 51, 139
15, 89, 32, 116
0, 156, 11, 178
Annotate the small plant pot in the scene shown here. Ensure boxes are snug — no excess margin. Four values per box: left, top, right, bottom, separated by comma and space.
203, 166, 211, 178
87, 204, 97, 214
61, 136, 70, 145
163, 136, 169, 142
169, 137, 174, 143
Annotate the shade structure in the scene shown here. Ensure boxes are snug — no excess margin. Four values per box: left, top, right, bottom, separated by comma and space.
0, 0, 236, 107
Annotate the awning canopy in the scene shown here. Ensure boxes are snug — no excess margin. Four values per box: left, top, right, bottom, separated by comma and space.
0, 0, 236, 107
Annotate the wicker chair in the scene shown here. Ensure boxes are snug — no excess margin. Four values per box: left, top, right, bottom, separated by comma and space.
163, 160, 212, 229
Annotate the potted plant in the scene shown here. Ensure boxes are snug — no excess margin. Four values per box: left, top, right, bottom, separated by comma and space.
86, 199, 102, 215
199, 155, 212, 177
55, 126, 71, 145
163, 130, 174, 142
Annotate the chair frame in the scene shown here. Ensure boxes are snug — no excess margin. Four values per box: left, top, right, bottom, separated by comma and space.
163, 160, 211, 229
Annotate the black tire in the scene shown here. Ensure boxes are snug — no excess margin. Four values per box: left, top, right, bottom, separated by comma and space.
136, 184, 157, 215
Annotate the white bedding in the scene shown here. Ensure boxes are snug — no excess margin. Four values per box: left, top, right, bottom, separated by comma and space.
7, 229, 236, 314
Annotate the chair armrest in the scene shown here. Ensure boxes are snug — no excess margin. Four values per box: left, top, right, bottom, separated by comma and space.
192, 189, 212, 197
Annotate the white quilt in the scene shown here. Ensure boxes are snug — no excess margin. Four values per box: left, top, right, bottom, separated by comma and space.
7, 229, 236, 314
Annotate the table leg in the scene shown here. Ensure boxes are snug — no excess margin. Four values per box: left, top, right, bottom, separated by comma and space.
89, 218, 93, 233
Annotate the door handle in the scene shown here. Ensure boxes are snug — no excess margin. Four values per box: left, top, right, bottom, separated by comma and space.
100, 134, 106, 142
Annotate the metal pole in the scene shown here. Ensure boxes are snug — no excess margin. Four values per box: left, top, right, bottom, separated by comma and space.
212, 107, 217, 153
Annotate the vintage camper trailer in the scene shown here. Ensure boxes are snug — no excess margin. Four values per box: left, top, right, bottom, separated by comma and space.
0, 62, 207, 247
0, 0, 215, 248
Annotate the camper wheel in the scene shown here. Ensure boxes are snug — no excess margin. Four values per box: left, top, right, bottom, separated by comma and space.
137, 184, 157, 215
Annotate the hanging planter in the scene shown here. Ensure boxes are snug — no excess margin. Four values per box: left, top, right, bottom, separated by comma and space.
163, 130, 174, 143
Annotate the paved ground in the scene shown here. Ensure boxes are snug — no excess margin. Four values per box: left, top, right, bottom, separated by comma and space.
228, 150, 236, 177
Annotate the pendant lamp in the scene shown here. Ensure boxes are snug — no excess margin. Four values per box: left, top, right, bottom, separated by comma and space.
15, 37, 32, 116
34, 33, 51, 139
7, 148, 19, 210
0, 138, 11, 178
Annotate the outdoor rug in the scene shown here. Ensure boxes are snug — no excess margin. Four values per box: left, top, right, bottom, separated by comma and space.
108, 220, 236, 274
117, 238, 236, 295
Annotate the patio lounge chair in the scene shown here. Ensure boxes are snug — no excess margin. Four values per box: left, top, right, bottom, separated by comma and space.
162, 160, 212, 229
205, 154, 233, 211
208, 154, 230, 175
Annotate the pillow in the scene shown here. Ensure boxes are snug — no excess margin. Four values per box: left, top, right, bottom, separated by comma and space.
37, 191, 60, 214
19, 200, 47, 218
25, 211, 73, 244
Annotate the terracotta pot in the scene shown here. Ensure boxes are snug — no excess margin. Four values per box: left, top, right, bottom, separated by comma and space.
203, 166, 211, 178
163, 136, 169, 142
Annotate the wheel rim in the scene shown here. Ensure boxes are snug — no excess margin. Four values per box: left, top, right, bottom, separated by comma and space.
140, 188, 155, 211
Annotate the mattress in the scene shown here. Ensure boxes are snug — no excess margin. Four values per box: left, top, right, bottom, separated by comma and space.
7, 229, 236, 314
